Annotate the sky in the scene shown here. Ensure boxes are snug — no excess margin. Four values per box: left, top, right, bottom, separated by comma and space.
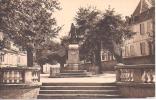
54, 0, 140, 40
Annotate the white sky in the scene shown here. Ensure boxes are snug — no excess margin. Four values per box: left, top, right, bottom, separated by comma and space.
54, 0, 140, 39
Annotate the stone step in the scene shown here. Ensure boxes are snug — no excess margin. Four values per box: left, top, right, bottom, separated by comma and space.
60, 73, 87, 75
37, 94, 122, 99
40, 86, 118, 90
42, 82, 116, 86
39, 90, 120, 94
61, 70, 87, 73
59, 73, 90, 77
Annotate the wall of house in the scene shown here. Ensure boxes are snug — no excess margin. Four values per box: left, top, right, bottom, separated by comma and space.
122, 19, 154, 58
0, 50, 27, 67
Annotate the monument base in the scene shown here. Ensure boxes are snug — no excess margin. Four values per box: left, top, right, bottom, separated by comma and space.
66, 44, 80, 71
58, 44, 91, 77
65, 64, 79, 71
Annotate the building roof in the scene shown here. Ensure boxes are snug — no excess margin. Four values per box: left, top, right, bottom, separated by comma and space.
132, 0, 154, 16
128, 0, 155, 25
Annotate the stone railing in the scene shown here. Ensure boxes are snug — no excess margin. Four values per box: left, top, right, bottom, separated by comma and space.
0, 67, 41, 99
115, 64, 155, 98
0, 67, 40, 84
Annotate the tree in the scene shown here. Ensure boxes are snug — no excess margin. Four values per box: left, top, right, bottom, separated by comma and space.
35, 40, 60, 73
96, 7, 135, 63
74, 7, 103, 73
0, 0, 61, 67
74, 6, 135, 73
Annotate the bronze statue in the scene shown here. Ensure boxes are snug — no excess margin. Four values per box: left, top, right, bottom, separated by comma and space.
69, 23, 78, 44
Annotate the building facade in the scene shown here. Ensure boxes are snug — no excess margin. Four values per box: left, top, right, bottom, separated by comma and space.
122, 0, 154, 64
0, 32, 27, 67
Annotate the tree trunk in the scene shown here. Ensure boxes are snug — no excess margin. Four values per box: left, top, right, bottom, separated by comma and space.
112, 41, 123, 63
94, 42, 102, 74
27, 48, 33, 67
60, 62, 64, 72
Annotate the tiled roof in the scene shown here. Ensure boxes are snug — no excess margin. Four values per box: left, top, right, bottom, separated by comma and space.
130, 7, 154, 25
128, 0, 155, 25
132, 0, 154, 16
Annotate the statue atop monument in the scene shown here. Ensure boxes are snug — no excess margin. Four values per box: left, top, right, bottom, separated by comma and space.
69, 23, 78, 44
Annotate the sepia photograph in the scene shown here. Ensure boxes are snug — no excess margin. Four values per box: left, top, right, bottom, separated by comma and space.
0, 0, 155, 99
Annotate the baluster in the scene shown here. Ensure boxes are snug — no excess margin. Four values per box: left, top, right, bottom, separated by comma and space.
120, 69, 123, 81
14, 71, 17, 83
3, 71, 6, 83
133, 69, 142, 82
123, 69, 126, 81
11, 70, 14, 83
17, 71, 20, 83
126, 69, 129, 81
144, 69, 149, 83
126, 69, 130, 81
32, 71, 35, 82
148, 69, 154, 83
37, 70, 40, 82
7, 71, 10, 83
130, 69, 134, 81
19, 71, 23, 83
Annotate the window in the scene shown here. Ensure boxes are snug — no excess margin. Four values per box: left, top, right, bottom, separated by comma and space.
101, 52, 105, 61
147, 21, 150, 33
148, 42, 154, 55
0, 54, 4, 62
147, 21, 153, 34
140, 42, 146, 55
140, 23, 145, 35
130, 45, 135, 56
125, 46, 129, 57
108, 52, 112, 61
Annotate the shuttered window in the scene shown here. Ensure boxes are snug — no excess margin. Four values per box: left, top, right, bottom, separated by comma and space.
140, 42, 146, 55
130, 45, 135, 56
140, 23, 145, 35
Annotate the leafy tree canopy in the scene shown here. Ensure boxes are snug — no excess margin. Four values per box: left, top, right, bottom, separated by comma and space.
74, 6, 135, 64
0, 0, 61, 50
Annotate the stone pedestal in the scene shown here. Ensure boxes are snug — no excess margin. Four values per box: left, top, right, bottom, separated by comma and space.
66, 44, 79, 70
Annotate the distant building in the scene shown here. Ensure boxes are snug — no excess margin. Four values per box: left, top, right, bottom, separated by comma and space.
0, 32, 27, 67
122, 0, 155, 64
100, 0, 155, 70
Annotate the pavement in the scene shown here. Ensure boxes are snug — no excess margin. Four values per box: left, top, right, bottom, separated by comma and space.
40, 71, 116, 83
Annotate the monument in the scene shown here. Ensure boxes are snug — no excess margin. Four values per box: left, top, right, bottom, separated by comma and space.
66, 23, 80, 70
67, 44, 79, 70
59, 23, 89, 77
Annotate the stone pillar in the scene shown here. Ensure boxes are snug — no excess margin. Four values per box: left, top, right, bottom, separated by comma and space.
66, 44, 79, 70
24, 70, 32, 84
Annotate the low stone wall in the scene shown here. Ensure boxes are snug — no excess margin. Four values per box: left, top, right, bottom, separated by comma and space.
123, 55, 154, 65
101, 60, 117, 71
117, 82, 155, 98
0, 85, 40, 99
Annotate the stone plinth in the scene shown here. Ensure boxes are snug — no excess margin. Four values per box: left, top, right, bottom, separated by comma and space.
66, 44, 79, 70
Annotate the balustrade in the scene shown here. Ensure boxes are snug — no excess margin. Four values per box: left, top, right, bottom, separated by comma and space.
115, 64, 155, 83
115, 64, 155, 97
0, 67, 40, 84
